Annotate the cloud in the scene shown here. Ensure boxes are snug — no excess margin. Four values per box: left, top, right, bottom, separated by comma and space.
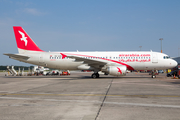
24, 8, 45, 16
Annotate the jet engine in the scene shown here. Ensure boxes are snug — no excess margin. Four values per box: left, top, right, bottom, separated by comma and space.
103, 66, 127, 76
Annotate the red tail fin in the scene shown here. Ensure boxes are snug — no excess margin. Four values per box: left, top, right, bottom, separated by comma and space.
13, 26, 43, 52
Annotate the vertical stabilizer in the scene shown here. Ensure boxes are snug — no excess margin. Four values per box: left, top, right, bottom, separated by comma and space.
13, 26, 44, 53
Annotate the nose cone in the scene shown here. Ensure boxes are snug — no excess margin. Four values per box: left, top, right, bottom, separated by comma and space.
171, 59, 178, 68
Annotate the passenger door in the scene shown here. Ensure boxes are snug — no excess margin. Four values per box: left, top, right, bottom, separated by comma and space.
152, 53, 158, 63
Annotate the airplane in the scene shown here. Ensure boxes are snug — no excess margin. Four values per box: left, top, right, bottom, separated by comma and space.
4, 26, 178, 78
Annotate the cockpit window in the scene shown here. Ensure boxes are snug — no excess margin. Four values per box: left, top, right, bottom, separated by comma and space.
163, 56, 170, 59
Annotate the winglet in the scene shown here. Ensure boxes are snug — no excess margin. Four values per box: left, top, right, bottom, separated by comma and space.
13, 26, 44, 52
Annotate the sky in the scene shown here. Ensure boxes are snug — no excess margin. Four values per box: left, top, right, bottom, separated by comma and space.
0, 0, 180, 66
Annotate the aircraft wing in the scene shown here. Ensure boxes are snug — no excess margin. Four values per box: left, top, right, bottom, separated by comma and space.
61, 53, 134, 71
4, 54, 30, 61
64, 54, 107, 69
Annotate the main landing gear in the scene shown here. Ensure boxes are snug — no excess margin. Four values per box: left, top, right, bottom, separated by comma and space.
91, 73, 99, 78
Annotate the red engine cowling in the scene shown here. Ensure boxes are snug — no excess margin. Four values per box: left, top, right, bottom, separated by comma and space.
107, 66, 127, 76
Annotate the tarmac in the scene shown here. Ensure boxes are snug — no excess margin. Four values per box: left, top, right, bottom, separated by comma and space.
0, 72, 180, 120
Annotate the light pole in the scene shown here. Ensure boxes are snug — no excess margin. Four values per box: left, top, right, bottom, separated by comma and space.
178, 47, 180, 57
159, 38, 163, 53
139, 46, 142, 51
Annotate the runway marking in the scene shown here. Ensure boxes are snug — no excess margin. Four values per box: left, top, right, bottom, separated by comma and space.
0, 96, 180, 108
0, 93, 180, 98
112, 82, 177, 87
105, 102, 180, 108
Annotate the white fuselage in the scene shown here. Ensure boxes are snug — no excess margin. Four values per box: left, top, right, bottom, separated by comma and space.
21, 51, 177, 71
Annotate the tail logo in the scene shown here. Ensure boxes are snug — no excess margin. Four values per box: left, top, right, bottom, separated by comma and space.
18, 31, 28, 46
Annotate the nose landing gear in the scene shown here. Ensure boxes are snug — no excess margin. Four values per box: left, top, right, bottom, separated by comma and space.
151, 70, 158, 78
152, 74, 156, 78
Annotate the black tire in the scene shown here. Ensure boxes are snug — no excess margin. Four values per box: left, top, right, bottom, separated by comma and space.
91, 73, 97, 78
96, 73, 99, 78
152, 75, 156, 78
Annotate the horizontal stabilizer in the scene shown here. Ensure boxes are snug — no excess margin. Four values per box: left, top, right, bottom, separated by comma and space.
4, 54, 30, 61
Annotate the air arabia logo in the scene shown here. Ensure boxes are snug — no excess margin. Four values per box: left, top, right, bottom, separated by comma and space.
117, 67, 122, 74
18, 31, 28, 46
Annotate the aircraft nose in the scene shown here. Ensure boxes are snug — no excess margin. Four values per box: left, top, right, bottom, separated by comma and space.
171, 59, 178, 67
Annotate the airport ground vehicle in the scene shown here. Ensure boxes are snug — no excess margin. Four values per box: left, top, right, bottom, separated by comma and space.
46, 70, 59, 75
158, 70, 164, 73
166, 65, 180, 78
177, 65, 180, 78
178, 69, 180, 78
167, 70, 178, 77
4, 26, 178, 78
60, 71, 70, 76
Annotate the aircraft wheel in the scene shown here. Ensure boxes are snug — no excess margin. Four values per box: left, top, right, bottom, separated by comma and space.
91, 73, 99, 78
152, 75, 156, 78
96, 73, 99, 78
91, 73, 96, 78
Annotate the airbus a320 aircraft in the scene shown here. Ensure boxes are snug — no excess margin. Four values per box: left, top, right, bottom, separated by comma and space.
4, 26, 177, 78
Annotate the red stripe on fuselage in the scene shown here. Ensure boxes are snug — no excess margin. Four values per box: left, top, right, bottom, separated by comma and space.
60, 53, 134, 70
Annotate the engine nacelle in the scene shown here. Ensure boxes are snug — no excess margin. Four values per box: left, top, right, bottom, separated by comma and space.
104, 66, 127, 76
